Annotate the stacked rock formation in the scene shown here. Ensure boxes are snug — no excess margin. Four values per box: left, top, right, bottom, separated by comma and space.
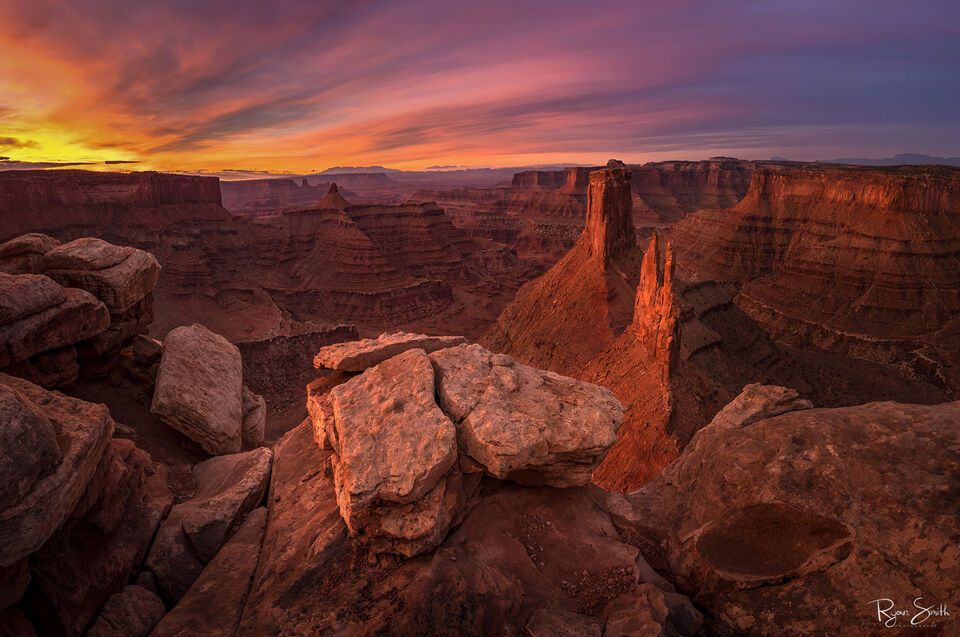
0, 234, 159, 387
0, 373, 174, 636
150, 323, 265, 455
310, 334, 624, 557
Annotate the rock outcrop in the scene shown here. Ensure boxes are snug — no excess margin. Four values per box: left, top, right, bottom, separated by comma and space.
87, 585, 166, 637
420, 158, 762, 265
236, 419, 698, 636
1, 170, 528, 343
145, 448, 271, 603
584, 160, 636, 264
483, 161, 646, 374
0, 234, 160, 387
25, 438, 172, 636
151, 507, 267, 637
604, 385, 960, 635
0, 374, 113, 567
313, 331, 467, 371
220, 178, 356, 215
310, 339, 623, 558
150, 324, 245, 455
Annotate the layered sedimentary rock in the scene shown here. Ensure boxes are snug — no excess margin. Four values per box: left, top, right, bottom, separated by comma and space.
603, 385, 960, 635
0, 169, 527, 341
585, 235, 807, 490
422, 159, 762, 264
484, 161, 646, 375
0, 272, 109, 376
668, 165, 960, 393
0, 233, 61, 274
310, 339, 623, 558
0, 234, 160, 386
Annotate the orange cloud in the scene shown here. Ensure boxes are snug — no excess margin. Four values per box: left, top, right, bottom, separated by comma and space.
0, 0, 957, 172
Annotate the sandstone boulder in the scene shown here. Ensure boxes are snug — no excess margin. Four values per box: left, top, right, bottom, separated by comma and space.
0, 273, 64, 325
239, 420, 696, 635
326, 348, 463, 556
151, 507, 267, 637
145, 447, 271, 603
0, 233, 60, 274
44, 239, 160, 313
314, 344, 624, 557
0, 279, 109, 369
0, 374, 113, 568
86, 585, 165, 637
430, 344, 623, 486
608, 385, 960, 635
42, 238, 132, 271
151, 324, 244, 455
313, 331, 466, 371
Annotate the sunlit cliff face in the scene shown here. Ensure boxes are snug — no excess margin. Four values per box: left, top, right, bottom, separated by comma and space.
1, 0, 958, 173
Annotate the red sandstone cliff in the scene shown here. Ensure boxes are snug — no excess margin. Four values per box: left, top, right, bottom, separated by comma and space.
485, 162, 953, 490
669, 165, 960, 393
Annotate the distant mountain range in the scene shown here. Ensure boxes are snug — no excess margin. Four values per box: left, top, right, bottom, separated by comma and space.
823, 153, 960, 167
319, 166, 405, 174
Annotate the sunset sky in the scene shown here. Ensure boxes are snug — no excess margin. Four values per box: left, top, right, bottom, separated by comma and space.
1, 0, 958, 173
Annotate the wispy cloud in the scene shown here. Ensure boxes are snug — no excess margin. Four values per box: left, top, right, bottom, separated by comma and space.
0, 0, 957, 170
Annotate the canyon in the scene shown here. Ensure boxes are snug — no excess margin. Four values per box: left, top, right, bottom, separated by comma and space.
0, 157, 958, 636
410, 158, 781, 264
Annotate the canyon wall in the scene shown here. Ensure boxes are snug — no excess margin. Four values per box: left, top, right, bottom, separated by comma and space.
0, 170, 527, 343
669, 165, 960, 393
415, 159, 765, 264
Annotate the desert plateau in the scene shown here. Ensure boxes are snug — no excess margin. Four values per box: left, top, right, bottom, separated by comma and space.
1, 1, 959, 636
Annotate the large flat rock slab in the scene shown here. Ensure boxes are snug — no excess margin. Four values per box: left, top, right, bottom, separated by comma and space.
313, 331, 466, 371
151, 324, 244, 455
45, 242, 160, 313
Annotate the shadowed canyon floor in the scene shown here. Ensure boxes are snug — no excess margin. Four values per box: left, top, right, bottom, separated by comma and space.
1, 158, 959, 636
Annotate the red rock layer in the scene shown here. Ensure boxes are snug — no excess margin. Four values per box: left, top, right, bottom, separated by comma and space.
0, 170, 517, 341
669, 165, 960, 392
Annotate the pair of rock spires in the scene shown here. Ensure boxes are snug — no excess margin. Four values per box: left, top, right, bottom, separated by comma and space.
587, 158, 678, 362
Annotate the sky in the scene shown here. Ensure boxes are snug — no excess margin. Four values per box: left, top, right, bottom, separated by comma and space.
0, 0, 958, 173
